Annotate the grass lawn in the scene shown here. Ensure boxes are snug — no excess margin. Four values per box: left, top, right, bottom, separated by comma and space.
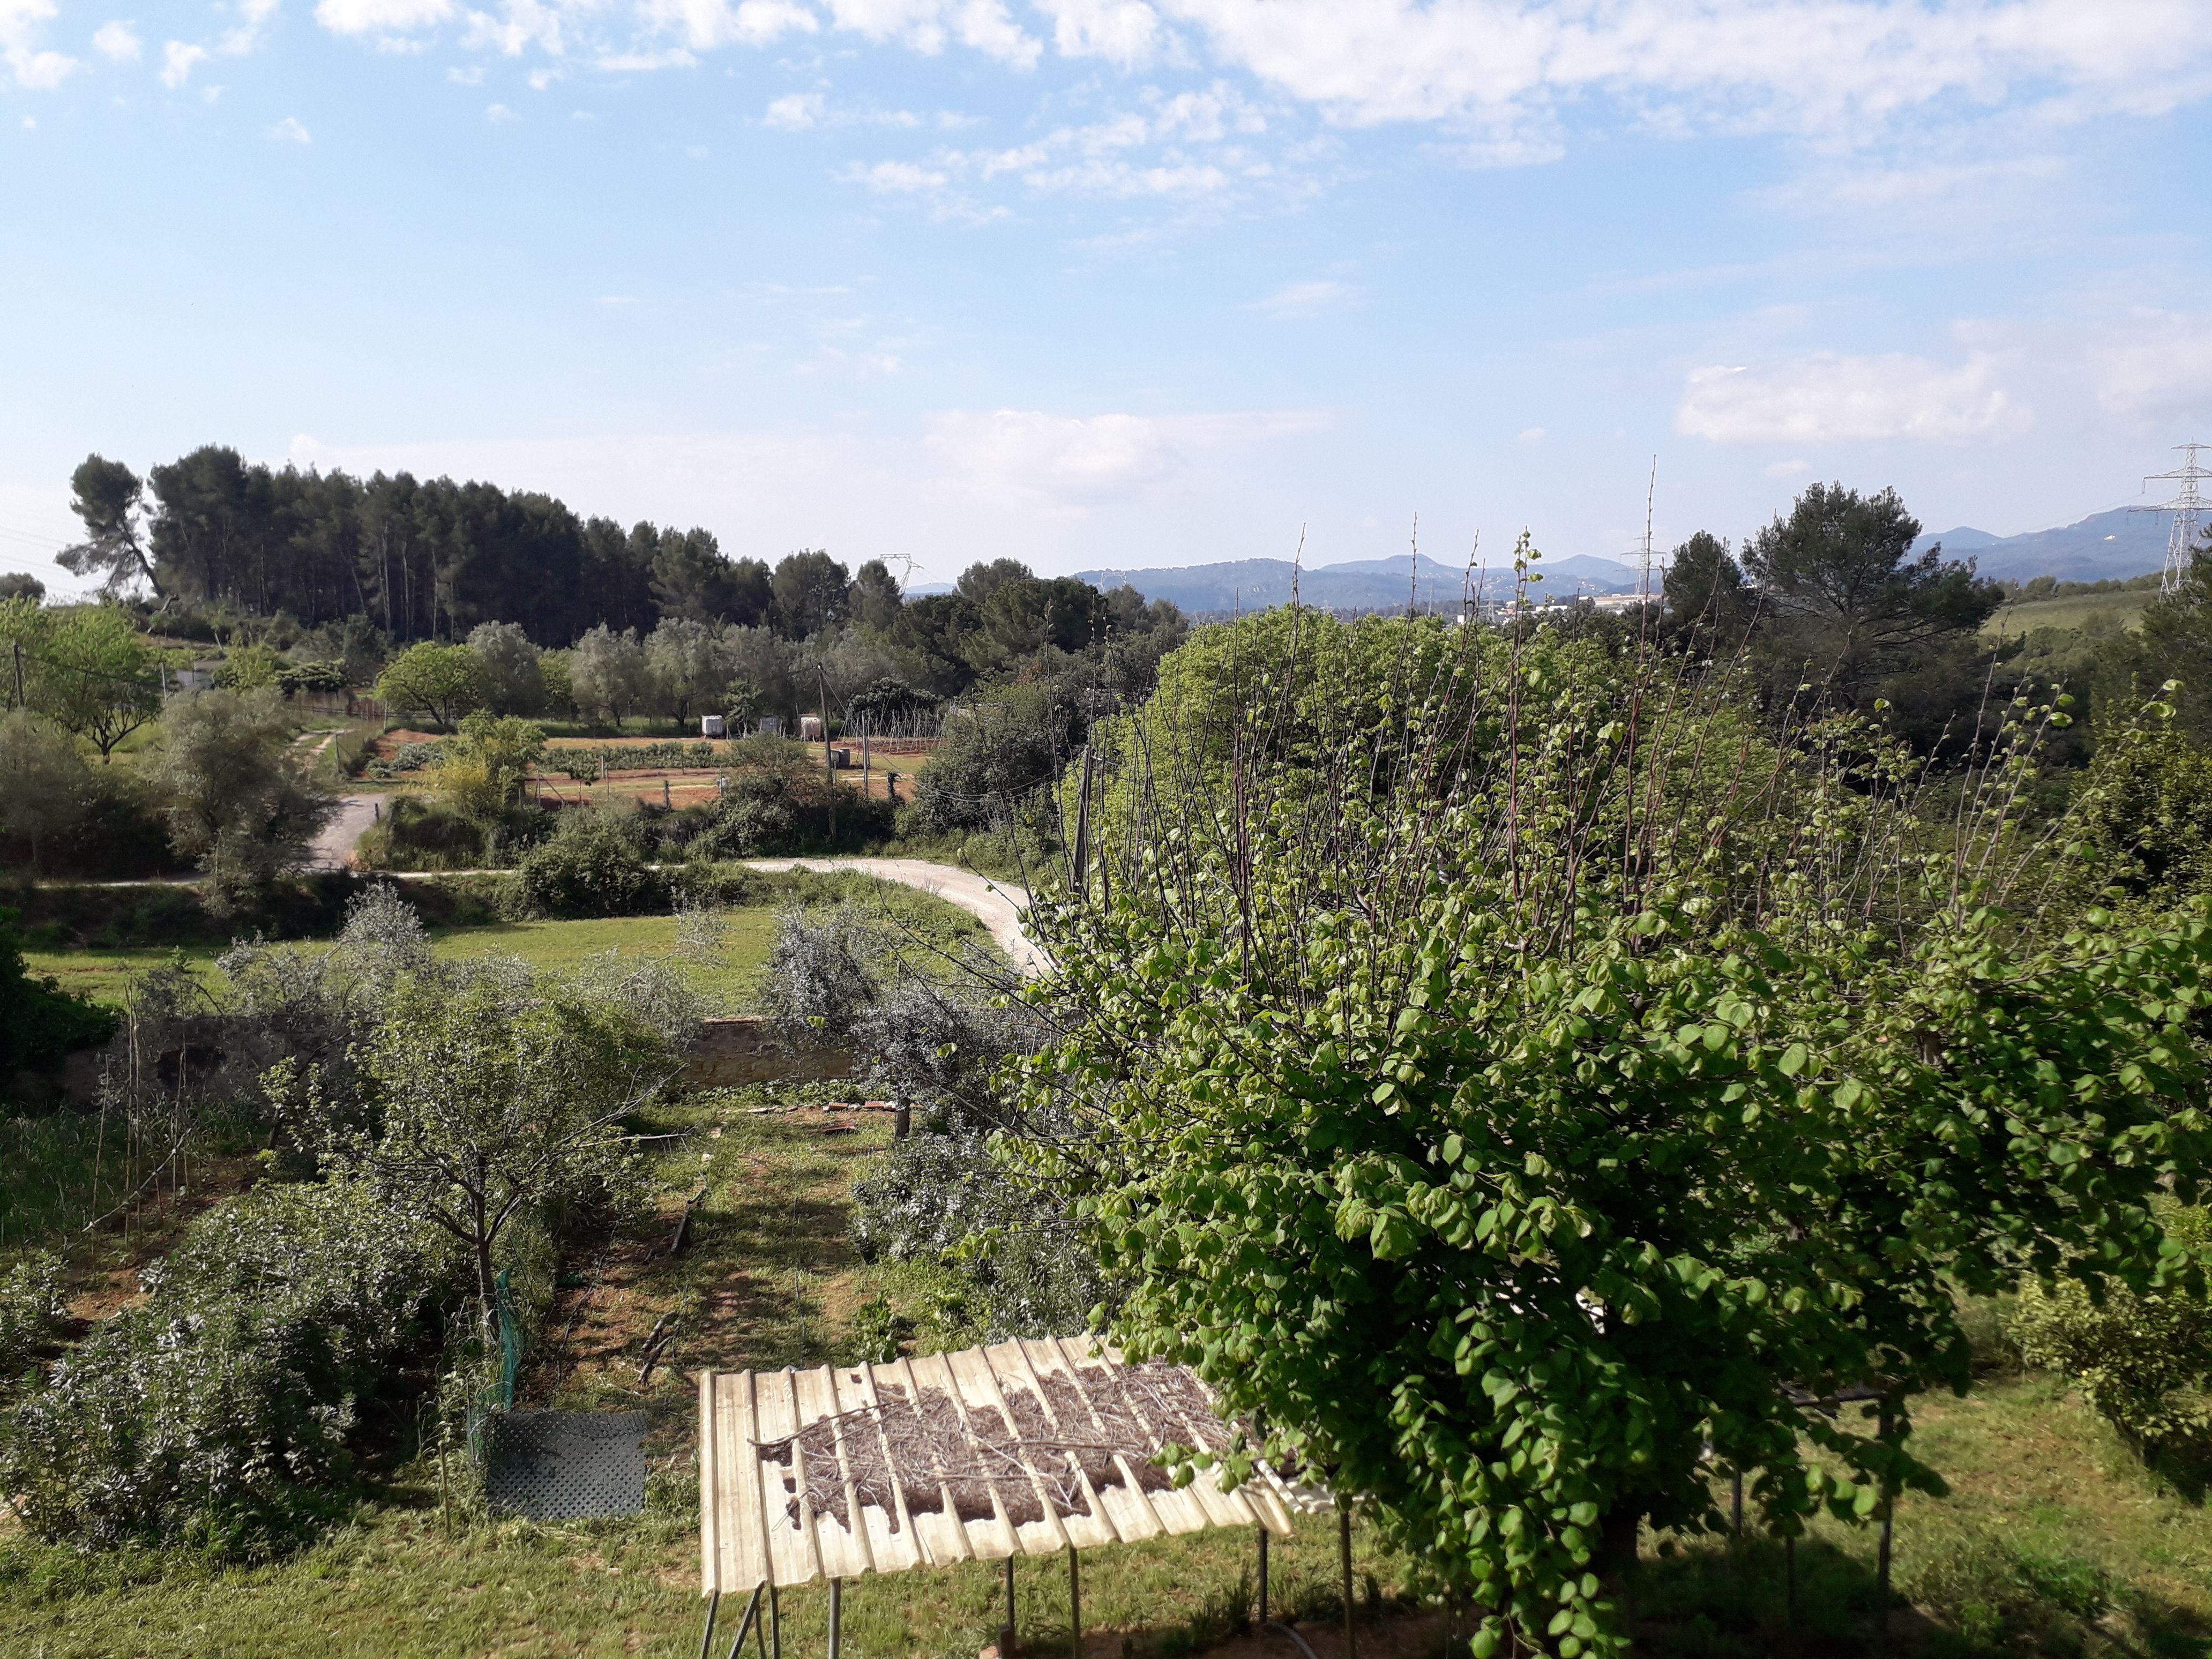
24, 884, 987, 1013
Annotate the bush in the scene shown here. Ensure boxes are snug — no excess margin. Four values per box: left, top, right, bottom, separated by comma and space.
0, 1178, 455, 1550
0, 1252, 66, 1387
515, 811, 659, 917
853, 1128, 1103, 1341
2009, 1204, 2212, 1460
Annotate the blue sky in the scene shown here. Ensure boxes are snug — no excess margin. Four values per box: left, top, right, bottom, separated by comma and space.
4, 1, 2211, 595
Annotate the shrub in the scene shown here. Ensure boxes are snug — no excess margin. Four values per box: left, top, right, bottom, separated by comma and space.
0, 1178, 455, 1550
0, 1252, 66, 1386
853, 1127, 1103, 1341
756, 905, 881, 1039
515, 812, 658, 916
2009, 1204, 2212, 1460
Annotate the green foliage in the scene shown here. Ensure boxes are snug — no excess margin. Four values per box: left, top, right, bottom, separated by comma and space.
914, 681, 1081, 835
0, 906, 117, 1078
1012, 615, 2212, 1659
515, 811, 657, 916
2064, 688, 2212, 907
2009, 1204, 2212, 1460
0, 1177, 455, 1551
374, 642, 482, 730
430, 710, 545, 823
213, 643, 281, 692
146, 687, 333, 892
329, 973, 667, 1314
27, 605, 165, 761
0, 1252, 67, 1387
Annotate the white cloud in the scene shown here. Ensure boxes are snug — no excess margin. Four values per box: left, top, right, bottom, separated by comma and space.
446, 61, 481, 79
1764, 457, 1811, 477
317, 0, 453, 32
159, 39, 206, 84
763, 89, 823, 128
1151, 0, 2212, 138
924, 405, 1328, 517
2, 0, 74, 86
843, 158, 949, 191
485, 99, 518, 119
1252, 278, 1354, 319
91, 20, 140, 60
265, 113, 311, 140
1033, 0, 1160, 68
822, 0, 1040, 69
462, 0, 567, 56
2089, 310, 2212, 423
1676, 351, 2026, 444
636, 0, 813, 50
1518, 425, 1545, 444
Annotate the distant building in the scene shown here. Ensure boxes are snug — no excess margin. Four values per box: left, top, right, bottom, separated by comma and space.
701, 714, 726, 737
799, 715, 824, 741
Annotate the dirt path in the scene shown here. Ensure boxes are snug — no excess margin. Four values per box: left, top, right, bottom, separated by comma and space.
309, 793, 384, 871
738, 856, 1044, 976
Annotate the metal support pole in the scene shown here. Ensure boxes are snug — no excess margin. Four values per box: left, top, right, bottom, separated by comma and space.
1003, 1554, 1018, 1657
697, 1589, 722, 1659
722, 1585, 763, 1659
1069, 1545, 1081, 1658
771, 1584, 781, 1659
828, 1578, 842, 1659
1257, 1525, 1269, 1628
1339, 1503, 1356, 1659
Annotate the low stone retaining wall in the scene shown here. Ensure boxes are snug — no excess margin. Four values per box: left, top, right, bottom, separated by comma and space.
683, 1017, 856, 1088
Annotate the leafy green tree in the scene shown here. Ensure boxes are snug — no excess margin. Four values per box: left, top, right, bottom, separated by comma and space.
56, 455, 161, 598
850, 558, 905, 632
213, 642, 281, 691
34, 605, 163, 761
337, 974, 666, 1314
1014, 617, 2211, 1659
956, 558, 1033, 605
772, 549, 850, 639
1743, 482, 2001, 717
1661, 530, 1752, 652
645, 616, 730, 727
648, 525, 773, 627
466, 621, 546, 716
538, 647, 576, 721
375, 641, 482, 730
147, 687, 333, 890
0, 573, 44, 604
0, 711, 90, 876
568, 624, 649, 726
432, 710, 545, 821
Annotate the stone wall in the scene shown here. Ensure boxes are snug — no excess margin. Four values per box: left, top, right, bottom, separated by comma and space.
682, 1017, 856, 1088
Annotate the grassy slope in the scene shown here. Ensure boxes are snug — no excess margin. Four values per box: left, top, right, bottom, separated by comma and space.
1982, 589, 2154, 638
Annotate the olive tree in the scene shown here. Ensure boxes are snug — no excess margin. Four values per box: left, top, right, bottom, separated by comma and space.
332, 974, 676, 1319
1011, 604, 2211, 1659
147, 687, 332, 890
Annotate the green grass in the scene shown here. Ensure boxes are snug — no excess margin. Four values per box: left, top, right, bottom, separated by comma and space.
25, 884, 989, 1012
1982, 588, 2155, 638
429, 913, 779, 1011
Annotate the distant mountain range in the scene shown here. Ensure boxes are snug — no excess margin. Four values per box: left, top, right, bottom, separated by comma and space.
1072, 551, 1647, 612
914, 505, 2188, 615
1911, 506, 2179, 584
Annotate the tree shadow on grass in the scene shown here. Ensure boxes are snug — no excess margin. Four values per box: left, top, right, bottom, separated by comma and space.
1637, 1532, 2212, 1658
